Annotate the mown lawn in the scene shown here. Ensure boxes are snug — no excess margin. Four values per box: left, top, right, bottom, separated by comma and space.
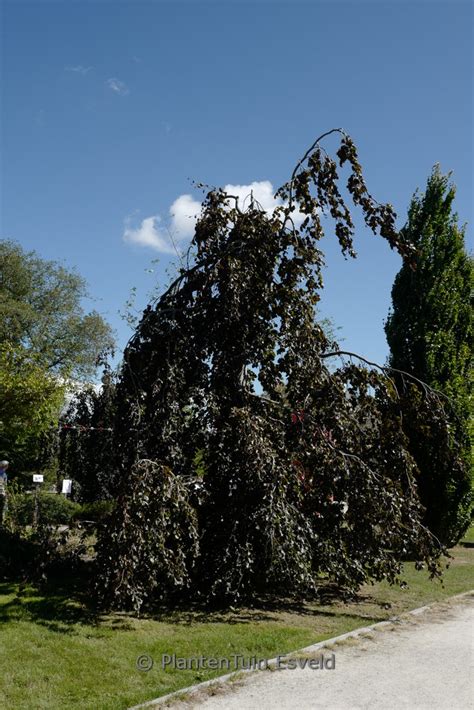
1, 530, 473, 710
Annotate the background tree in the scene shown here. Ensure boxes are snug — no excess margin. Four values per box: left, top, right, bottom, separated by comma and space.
58, 366, 118, 502
0, 344, 64, 471
385, 166, 472, 545
0, 240, 115, 473
96, 130, 446, 612
0, 240, 114, 380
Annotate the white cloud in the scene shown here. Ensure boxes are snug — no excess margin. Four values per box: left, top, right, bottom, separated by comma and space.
107, 78, 129, 95
123, 195, 201, 254
65, 65, 92, 75
219, 181, 304, 227
123, 181, 304, 254
169, 194, 202, 239
123, 216, 174, 254
222, 180, 282, 216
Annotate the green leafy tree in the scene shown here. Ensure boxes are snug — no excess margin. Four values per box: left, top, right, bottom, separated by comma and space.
0, 241, 115, 472
385, 166, 472, 545
0, 343, 64, 469
0, 240, 114, 379
96, 130, 447, 612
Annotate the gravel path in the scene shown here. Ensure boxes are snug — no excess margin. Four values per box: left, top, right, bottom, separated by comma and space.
171, 597, 474, 710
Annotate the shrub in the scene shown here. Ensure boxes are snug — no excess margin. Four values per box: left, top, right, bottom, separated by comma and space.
0, 524, 88, 583
7, 491, 80, 528
72, 500, 115, 522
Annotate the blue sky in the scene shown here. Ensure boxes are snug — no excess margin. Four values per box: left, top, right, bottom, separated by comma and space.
1, 0, 472, 372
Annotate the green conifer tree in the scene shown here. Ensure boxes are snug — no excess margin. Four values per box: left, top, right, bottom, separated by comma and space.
385, 166, 472, 545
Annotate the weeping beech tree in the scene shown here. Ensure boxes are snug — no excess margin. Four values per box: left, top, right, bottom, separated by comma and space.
96, 129, 448, 611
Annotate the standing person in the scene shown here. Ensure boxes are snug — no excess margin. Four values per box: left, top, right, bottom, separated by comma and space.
0, 461, 9, 524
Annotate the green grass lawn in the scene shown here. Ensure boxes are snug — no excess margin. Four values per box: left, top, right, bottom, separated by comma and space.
1, 530, 473, 710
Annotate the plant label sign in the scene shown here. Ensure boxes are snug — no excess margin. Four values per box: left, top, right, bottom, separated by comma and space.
62, 479, 72, 495
33, 474, 44, 483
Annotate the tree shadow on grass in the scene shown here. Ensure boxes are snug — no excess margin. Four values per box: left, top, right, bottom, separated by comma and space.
163, 606, 384, 628
0, 573, 390, 635
0, 571, 103, 634
137, 584, 389, 627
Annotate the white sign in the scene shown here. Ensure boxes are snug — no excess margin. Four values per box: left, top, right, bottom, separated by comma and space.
61, 479, 72, 495
32, 474, 44, 483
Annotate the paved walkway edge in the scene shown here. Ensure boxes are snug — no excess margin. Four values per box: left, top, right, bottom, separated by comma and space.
128, 589, 474, 709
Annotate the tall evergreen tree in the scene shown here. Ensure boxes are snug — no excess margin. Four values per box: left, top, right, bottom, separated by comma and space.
385, 166, 472, 545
